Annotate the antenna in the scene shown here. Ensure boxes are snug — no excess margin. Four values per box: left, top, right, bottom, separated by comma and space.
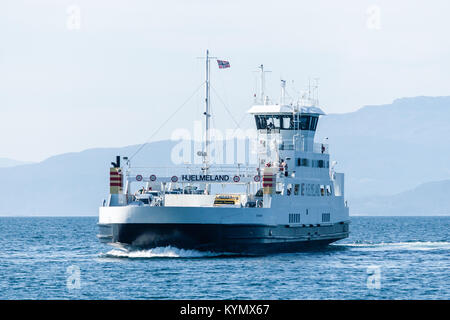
260, 65, 265, 104
308, 77, 311, 101
313, 77, 320, 105
290, 80, 301, 107
280, 79, 286, 105
255, 64, 271, 105
305, 77, 320, 105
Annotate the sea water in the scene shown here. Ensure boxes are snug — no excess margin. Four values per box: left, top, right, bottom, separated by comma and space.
0, 216, 448, 299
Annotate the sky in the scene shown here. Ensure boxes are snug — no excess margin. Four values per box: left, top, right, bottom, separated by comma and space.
1, 0, 450, 162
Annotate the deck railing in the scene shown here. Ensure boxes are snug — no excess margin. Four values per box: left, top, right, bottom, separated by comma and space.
127, 164, 259, 178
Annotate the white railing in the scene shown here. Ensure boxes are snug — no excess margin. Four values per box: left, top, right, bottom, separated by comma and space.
127, 164, 259, 178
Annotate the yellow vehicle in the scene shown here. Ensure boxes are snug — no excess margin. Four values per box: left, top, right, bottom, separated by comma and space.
213, 194, 241, 207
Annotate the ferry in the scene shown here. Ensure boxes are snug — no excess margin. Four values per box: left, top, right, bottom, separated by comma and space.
98, 51, 350, 253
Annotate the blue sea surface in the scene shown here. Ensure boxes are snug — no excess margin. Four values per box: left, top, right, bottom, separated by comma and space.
0, 216, 448, 299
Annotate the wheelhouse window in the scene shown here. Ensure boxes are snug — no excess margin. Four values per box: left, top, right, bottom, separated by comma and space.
254, 115, 267, 129
255, 115, 294, 130
310, 116, 318, 131
299, 116, 309, 130
282, 116, 292, 129
255, 114, 318, 131
297, 115, 319, 131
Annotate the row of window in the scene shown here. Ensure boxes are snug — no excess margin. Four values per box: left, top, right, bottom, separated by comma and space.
286, 183, 333, 197
254, 115, 319, 131
287, 213, 332, 224
289, 213, 301, 224
297, 158, 329, 168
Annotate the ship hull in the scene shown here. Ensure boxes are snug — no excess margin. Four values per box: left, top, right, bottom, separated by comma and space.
98, 221, 349, 254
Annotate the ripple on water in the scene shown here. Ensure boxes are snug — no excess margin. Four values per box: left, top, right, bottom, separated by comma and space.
331, 241, 450, 252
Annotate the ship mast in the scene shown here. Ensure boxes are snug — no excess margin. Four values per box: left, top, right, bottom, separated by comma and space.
204, 50, 211, 170
258, 64, 271, 105
197, 49, 216, 174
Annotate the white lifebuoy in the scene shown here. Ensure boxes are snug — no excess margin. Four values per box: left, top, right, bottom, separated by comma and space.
233, 175, 240, 183
136, 174, 143, 181
254, 175, 261, 182
150, 174, 157, 181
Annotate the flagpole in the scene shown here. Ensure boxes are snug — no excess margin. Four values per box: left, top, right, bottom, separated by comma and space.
204, 50, 211, 172
197, 50, 229, 183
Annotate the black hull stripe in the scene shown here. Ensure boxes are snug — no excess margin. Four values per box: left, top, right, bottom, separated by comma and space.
98, 222, 349, 253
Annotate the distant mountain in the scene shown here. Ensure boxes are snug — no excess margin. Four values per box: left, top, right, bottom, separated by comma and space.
316, 96, 450, 197
0, 96, 449, 216
0, 141, 177, 216
350, 179, 450, 216
0, 158, 33, 168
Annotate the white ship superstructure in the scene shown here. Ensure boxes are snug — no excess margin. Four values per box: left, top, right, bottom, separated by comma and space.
98, 52, 349, 253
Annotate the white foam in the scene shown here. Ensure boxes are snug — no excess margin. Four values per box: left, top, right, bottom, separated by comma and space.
99, 246, 228, 259
333, 241, 450, 251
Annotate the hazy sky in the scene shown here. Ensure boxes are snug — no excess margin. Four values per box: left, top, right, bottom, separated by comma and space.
1, 0, 450, 161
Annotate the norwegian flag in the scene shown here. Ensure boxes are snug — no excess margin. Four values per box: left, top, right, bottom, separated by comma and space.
217, 60, 230, 69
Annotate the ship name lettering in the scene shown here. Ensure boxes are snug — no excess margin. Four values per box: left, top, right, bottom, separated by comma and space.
181, 174, 230, 182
